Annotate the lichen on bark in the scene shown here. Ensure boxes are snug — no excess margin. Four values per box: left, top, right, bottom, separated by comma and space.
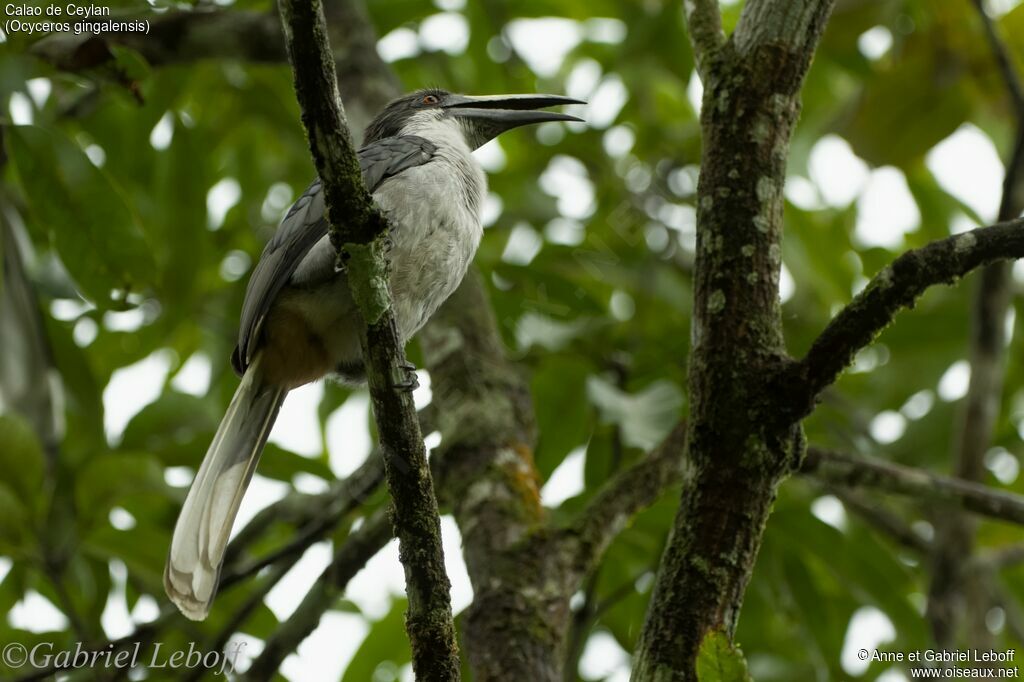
340, 235, 391, 325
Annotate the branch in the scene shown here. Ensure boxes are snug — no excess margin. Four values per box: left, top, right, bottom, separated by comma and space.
631, 3, 834, 675
241, 510, 393, 681
926, 0, 1024, 650
220, 453, 384, 591
683, 0, 724, 81
29, 4, 398, 134
570, 422, 687, 573
185, 554, 304, 682
801, 448, 1024, 526
826, 486, 931, 553
970, 543, 1024, 572
789, 218, 1024, 420
277, 0, 459, 678
971, 0, 1024, 117
0, 198, 62, 464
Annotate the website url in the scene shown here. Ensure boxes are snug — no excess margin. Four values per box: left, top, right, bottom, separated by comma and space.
910, 669, 1021, 679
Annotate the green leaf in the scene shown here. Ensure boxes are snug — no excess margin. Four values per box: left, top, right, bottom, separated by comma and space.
532, 355, 593, 478
0, 484, 32, 553
41, 315, 106, 453
109, 45, 151, 83
74, 452, 170, 530
341, 598, 410, 682
697, 630, 752, 682
259, 443, 335, 483
120, 391, 218, 466
841, 40, 970, 168
7, 125, 156, 305
0, 414, 45, 507
82, 526, 167, 587
998, 6, 1024, 76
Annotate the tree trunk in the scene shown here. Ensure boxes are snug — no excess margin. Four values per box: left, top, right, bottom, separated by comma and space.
632, 2, 835, 678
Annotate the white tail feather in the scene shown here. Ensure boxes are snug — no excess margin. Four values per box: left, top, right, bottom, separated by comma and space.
164, 355, 286, 620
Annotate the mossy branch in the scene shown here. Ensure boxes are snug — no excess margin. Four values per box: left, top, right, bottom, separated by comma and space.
788, 218, 1024, 422
276, 0, 460, 678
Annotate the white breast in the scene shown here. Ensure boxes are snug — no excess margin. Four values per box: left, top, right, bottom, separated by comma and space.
373, 116, 487, 341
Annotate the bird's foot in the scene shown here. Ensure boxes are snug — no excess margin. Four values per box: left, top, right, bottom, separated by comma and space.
393, 361, 419, 392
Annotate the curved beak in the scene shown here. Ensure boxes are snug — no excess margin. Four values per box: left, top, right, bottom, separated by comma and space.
444, 93, 585, 148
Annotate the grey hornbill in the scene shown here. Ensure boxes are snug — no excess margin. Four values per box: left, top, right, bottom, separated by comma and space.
164, 89, 583, 620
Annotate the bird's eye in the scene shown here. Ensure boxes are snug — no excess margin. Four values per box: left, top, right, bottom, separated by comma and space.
422, 94, 439, 105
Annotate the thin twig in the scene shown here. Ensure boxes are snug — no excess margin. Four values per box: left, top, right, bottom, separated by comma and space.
970, 0, 1024, 116
801, 448, 1024, 526
827, 486, 931, 553
220, 453, 384, 591
240, 510, 393, 680
970, 543, 1024, 573
569, 423, 687, 573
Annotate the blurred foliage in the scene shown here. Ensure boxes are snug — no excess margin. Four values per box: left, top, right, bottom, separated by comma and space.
1, 0, 1023, 680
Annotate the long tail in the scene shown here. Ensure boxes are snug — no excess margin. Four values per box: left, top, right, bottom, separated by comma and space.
164, 355, 286, 620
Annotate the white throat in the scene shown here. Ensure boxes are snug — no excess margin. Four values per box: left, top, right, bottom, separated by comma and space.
400, 111, 473, 155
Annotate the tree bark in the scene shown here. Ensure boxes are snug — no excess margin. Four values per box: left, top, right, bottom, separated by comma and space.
632, 2, 835, 678
422, 272, 560, 680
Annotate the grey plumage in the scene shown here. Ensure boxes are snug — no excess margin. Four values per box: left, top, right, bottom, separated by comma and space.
232, 135, 437, 377
165, 88, 582, 620
168, 133, 460, 619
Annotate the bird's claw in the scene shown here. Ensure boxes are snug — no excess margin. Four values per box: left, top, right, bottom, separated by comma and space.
393, 361, 419, 392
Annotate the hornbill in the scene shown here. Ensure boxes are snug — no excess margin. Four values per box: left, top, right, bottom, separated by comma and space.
164, 89, 583, 620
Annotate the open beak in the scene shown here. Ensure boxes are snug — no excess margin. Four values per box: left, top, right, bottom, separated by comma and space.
444, 94, 585, 148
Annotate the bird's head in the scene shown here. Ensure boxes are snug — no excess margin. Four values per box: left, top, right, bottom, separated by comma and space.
364, 88, 584, 149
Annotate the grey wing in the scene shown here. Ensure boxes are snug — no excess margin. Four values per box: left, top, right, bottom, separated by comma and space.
232, 135, 437, 375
